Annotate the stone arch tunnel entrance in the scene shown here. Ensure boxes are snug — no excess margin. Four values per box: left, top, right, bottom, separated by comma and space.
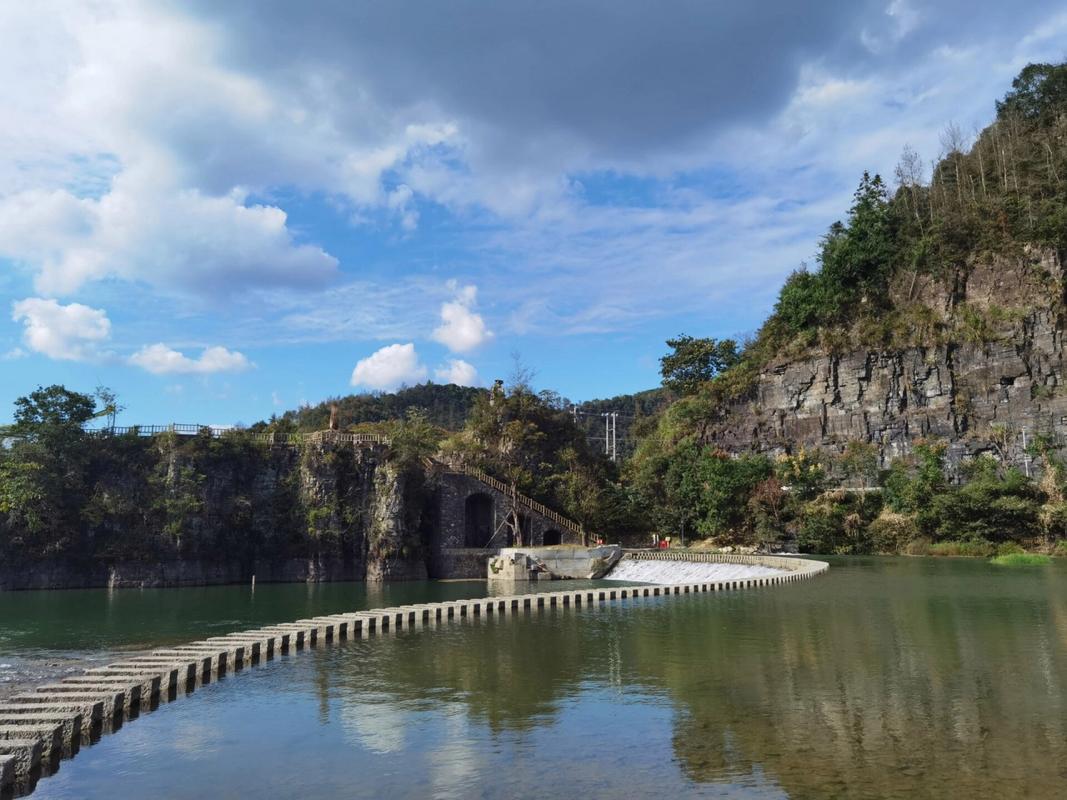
464, 493, 495, 548
542, 529, 562, 546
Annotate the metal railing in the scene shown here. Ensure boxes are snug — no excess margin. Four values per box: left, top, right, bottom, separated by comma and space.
88, 425, 390, 446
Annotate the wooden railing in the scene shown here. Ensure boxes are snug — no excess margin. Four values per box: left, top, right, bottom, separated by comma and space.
449, 464, 586, 539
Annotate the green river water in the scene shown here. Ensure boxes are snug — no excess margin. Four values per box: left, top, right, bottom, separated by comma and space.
2, 556, 1066, 799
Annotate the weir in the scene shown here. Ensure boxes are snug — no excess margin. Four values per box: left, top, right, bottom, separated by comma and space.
0, 552, 827, 797
605, 550, 798, 585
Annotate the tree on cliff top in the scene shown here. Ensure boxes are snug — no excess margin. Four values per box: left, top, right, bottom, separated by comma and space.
12, 385, 97, 436
660, 335, 741, 395
1, 385, 100, 547
771, 171, 893, 335
996, 62, 1067, 122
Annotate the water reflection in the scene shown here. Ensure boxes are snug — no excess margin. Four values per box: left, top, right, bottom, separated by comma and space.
20, 558, 1067, 799
312, 558, 1067, 797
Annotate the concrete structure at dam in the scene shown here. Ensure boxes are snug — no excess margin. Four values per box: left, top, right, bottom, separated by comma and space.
0, 552, 827, 797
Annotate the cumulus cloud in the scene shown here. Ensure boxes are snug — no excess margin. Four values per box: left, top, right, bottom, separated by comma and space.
0, 171, 339, 297
129, 343, 253, 375
431, 282, 492, 353
350, 343, 427, 390
434, 358, 479, 387
11, 297, 111, 361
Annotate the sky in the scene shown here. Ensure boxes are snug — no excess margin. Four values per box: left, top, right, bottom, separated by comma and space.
1, 1, 1065, 426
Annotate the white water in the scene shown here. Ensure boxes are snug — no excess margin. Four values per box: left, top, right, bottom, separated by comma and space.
605, 558, 786, 585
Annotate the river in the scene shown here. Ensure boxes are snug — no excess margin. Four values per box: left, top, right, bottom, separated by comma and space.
3, 556, 1066, 799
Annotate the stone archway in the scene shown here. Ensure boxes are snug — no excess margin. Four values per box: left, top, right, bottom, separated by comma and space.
464, 493, 494, 548
542, 529, 562, 546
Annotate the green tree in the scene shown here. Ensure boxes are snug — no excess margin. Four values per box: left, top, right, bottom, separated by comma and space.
818, 171, 894, 317
1, 385, 99, 550
883, 441, 948, 531
690, 450, 773, 541
660, 335, 741, 395
840, 441, 880, 488
388, 409, 443, 468
996, 62, 1067, 122
13, 385, 97, 437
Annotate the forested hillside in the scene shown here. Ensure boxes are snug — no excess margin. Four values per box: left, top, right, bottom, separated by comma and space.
627, 62, 1067, 556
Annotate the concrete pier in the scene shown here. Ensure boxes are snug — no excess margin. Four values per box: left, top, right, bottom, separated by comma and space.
0, 552, 827, 796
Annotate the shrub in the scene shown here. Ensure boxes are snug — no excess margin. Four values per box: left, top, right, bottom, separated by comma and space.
1040, 502, 1067, 539
776, 448, 828, 500
796, 490, 882, 554
928, 539, 995, 557
692, 451, 774, 541
905, 538, 933, 556
866, 511, 920, 553
991, 553, 1053, 566
882, 441, 947, 522
931, 465, 1041, 543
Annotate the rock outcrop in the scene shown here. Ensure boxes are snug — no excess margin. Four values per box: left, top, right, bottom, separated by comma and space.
709, 248, 1067, 469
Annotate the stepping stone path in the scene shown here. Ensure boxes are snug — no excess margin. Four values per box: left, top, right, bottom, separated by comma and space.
0, 553, 826, 797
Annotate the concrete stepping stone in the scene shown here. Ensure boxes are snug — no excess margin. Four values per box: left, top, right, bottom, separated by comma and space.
0, 723, 64, 758
10, 692, 124, 719
0, 711, 83, 747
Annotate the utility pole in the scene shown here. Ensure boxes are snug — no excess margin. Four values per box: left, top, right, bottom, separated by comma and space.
602, 412, 617, 462
1022, 427, 1031, 478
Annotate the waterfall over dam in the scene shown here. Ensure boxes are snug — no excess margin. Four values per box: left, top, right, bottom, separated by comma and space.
605, 554, 787, 585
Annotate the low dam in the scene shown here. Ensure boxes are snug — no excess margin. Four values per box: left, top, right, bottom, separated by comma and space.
0, 553, 827, 797
606, 551, 796, 585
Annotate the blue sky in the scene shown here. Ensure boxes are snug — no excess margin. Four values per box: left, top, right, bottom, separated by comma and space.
1, 1, 1065, 425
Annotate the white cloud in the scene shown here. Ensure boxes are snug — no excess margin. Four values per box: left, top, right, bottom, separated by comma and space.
130, 343, 252, 375
2, 347, 27, 361
350, 343, 427, 390
434, 359, 479, 386
11, 297, 111, 361
0, 172, 339, 297
431, 282, 493, 353
1, 0, 1064, 370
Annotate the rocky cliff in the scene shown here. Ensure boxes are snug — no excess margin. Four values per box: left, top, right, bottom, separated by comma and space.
709, 248, 1067, 469
0, 437, 435, 590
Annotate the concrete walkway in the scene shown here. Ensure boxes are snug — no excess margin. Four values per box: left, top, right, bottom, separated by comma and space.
0, 553, 827, 797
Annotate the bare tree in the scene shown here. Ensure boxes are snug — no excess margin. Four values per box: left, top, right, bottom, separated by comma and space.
940, 122, 968, 206
895, 145, 926, 233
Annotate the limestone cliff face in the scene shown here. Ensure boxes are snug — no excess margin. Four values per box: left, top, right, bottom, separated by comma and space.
365, 461, 430, 582
0, 439, 433, 589
709, 248, 1067, 467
